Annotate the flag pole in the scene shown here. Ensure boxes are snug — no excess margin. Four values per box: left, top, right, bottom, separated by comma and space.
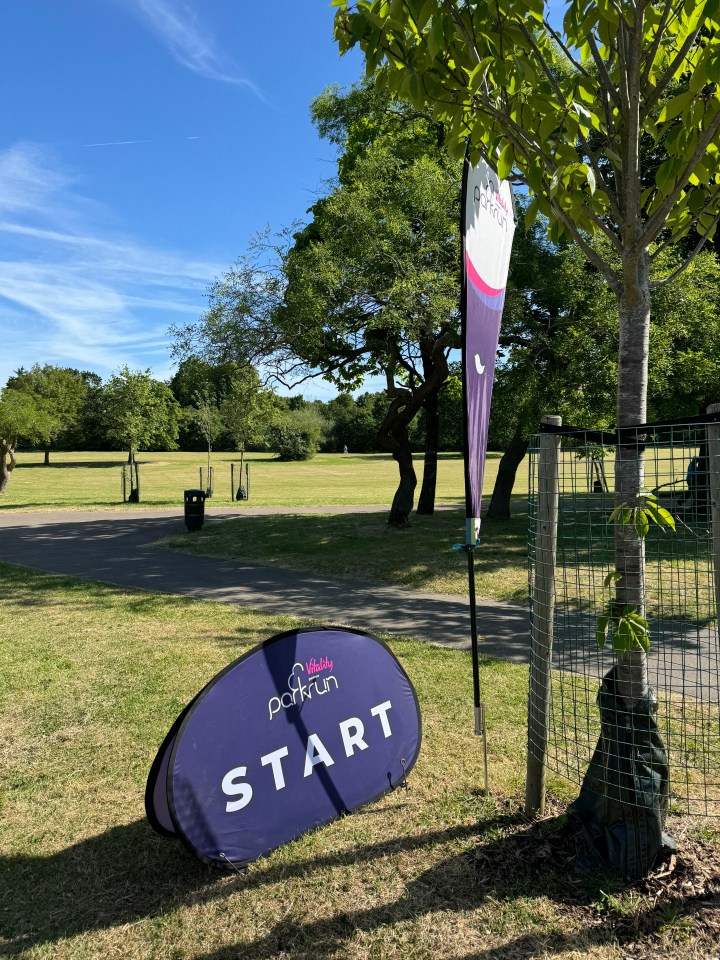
460, 150, 489, 793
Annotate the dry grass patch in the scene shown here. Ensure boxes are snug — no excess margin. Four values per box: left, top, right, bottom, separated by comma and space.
0, 564, 717, 960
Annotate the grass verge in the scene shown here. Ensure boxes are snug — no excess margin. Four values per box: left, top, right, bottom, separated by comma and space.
160, 509, 530, 603
1, 563, 717, 959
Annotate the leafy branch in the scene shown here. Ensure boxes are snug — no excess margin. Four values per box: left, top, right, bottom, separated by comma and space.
597, 493, 676, 653
608, 491, 676, 539
596, 571, 651, 654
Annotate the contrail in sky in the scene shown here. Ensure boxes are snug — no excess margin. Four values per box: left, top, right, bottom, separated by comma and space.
84, 137, 200, 147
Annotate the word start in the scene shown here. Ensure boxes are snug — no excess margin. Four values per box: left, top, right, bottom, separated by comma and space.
222, 700, 393, 812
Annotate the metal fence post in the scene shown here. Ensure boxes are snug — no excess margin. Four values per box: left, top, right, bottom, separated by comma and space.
707, 404, 720, 626
525, 415, 562, 817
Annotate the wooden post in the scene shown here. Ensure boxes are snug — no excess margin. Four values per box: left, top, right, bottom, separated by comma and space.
525, 415, 562, 817
707, 404, 720, 627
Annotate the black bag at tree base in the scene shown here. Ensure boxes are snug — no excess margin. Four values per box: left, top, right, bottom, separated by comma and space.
567, 666, 675, 879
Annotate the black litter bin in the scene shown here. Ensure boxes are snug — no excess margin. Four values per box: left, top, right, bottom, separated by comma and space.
184, 489, 207, 532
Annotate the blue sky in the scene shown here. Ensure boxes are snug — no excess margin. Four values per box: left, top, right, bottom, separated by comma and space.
0, 1, 365, 397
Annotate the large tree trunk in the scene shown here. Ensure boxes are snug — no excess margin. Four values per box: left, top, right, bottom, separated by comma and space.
44, 449, 50, 466
1, 442, 16, 494
614, 251, 651, 709
375, 335, 453, 527
416, 387, 440, 515
486, 423, 528, 520
376, 391, 420, 528
388, 430, 417, 527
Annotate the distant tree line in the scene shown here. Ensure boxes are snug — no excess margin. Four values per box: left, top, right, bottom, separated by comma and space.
0, 358, 475, 493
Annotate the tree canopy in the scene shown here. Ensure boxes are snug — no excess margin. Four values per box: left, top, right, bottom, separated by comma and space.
100, 367, 181, 464
5, 365, 88, 464
333, 0, 720, 871
173, 82, 463, 525
0, 388, 55, 493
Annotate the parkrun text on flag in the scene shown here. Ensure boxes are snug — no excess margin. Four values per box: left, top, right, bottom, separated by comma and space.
462, 157, 516, 542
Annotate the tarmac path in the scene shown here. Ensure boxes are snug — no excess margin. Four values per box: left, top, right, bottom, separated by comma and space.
3, 507, 716, 696
0, 506, 532, 661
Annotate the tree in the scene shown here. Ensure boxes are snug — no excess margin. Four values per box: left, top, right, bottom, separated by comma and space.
219, 367, 277, 454
334, 0, 720, 875
56, 371, 106, 451
100, 367, 181, 469
6, 365, 87, 464
336, 0, 720, 690
172, 84, 461, 527
269, 407, 326, 461
324, 391, 389, 452
192, 389, 225, 481
0, 388, 54, 493
282, 142, 460, 521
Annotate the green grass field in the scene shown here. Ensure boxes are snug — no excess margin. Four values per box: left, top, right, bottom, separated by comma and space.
162, 509, 530, 602
0, 449, 527, 511
2, 563, 715, 960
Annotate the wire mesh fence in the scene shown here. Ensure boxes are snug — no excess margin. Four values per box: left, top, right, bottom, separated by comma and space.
528, 413, 720, 817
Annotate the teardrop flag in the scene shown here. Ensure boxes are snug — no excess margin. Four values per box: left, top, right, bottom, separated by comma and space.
460, 155, 516, 771
462, 157, 516, 542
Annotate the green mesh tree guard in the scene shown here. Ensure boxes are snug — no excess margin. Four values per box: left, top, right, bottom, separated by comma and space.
527, 415, 720, 875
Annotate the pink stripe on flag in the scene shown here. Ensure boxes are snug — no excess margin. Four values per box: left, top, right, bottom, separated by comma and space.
466, 251, 505, 297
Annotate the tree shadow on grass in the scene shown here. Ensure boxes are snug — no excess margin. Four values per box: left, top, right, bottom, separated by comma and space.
164, 509, 529, 601
4, 808, 714, 958
0, 818, 481, 955
171, 810, 719, 960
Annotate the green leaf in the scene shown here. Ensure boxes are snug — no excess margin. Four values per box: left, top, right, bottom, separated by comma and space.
596, 615, 609, 649
613, 618, 633, 653
524, 197, 540, 229
609, 504, 632, 525
658, 91, 693, 124
469, 56, 493, 92
634, 509, 650, 539
427, 15, 445, 58
644, 500, 676, 530
656, 158, 678, 196
497, 143, 514, 181
603, 570, 623, 588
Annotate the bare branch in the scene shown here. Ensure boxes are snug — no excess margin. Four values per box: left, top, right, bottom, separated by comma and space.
640, 0, 674, 90
587, 33, 621, 109
549, 200, 621, 290
542, 18, 592, 80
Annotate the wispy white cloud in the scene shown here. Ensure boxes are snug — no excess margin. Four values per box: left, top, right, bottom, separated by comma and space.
125, 0, 263, 96
0, 143, 222, 385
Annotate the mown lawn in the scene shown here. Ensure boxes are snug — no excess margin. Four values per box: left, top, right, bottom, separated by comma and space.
1, 450, 518, 511
162, 509, 530, 603
1, 563, 717, 960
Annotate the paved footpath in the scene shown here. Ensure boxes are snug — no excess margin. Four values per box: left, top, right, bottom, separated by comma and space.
0, 506, 532, 660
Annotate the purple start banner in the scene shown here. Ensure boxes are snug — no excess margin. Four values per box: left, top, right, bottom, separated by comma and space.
462, 158, 516, 537
146, 627, 422, 868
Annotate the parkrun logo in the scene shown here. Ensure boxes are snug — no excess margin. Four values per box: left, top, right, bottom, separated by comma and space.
474, 182, 510, 231
268, 658, 339, 719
